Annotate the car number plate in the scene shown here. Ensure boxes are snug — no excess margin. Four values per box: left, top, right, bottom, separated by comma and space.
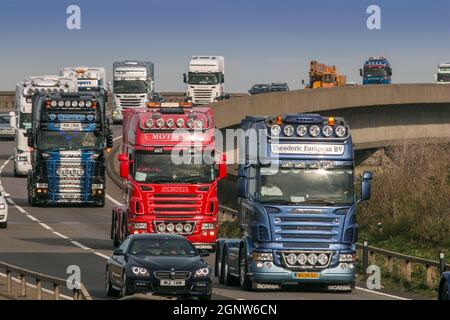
160, 279, 185, 286
294, 272, 319, 279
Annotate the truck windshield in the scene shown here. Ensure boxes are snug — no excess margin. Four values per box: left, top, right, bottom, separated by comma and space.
114, 80, 148, 94
38, 131, 103, 150
188, 73, 220, 85
258, 166, 354, 205
0, 116, 10, 125
19, 112, 32, 130
364, 67, 387, 77
134, 152, 215, 183
437, 73, 450, 82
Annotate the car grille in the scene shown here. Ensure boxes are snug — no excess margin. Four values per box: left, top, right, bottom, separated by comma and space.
154, 271, 191, 280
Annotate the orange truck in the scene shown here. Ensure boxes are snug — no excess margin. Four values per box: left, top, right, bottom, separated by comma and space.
305, 61, 347, 88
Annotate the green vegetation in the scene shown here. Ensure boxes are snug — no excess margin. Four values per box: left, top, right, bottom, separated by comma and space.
358, 143, 450, 261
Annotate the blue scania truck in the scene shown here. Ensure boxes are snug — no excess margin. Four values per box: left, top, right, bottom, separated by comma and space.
27, 91, 113, 207
360, 57, 392, 85
215, 113, 372, 292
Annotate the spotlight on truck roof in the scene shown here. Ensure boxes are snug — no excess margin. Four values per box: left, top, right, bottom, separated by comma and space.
176, 118, 185, 127
309, 125, 320, 137
271, 124, 281, 136
296, 125, 307, 137
283, 125, 294, 137
146, 119, 154, 127
166, 118, 174, 128
322, 125, 333, 137
335, 126, 347, 138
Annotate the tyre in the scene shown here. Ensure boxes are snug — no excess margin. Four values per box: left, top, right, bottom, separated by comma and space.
440, 280, 449, 301
105, 268, 120, 297
121, 273, 133, 297
239, 248, 252, 291
0, 222, 7, 229
223, 250, 236, 286
217, 251, 224, 284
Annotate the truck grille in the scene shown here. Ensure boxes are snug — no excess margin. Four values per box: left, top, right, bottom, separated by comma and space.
270, 214, 341, 246
153, 221, 196, 236
117, 95, 145, 108
192, 89, 213, 104
148, 193, 203, 215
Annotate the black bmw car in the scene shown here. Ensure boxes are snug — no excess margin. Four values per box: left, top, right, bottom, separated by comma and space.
105, 234, 212, 300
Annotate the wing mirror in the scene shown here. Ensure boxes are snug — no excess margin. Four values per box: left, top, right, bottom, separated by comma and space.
113, 249, 124, 256
118, 153, 129, 179
360, 171, 373, 201
183, 73, 187, 84
198, 249, 210, 257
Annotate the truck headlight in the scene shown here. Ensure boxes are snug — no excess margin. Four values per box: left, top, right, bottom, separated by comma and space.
194, 267, 210, 278
251, 252, 273, 261
201, 223, 215, 230
133, 223, 147, 230
131, 266, 149, 276
339, 254, 356, 262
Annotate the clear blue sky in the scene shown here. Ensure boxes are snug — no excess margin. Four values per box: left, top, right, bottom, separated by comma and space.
0, 0, 449, 92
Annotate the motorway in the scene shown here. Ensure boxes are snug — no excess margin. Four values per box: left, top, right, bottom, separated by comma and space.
0, 125, 409, 300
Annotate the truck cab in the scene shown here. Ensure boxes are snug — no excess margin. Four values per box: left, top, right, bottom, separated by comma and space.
60, 67, 107, 92
111, 60, 155, 124
112, 102, 227, 251
216, 113, 372, 292
183, 56, 227, 105
360, 57, 392, 85
435, 63, 450, 84
27, 91, 112, 206
13, 75, 78, 176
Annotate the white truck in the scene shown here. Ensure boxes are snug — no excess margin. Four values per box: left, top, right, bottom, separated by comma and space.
111, 60, 154, 124
13, 75, 77, 176
183, 56, 227, 105
435, 63, 450, 84
60, 67, 107, 92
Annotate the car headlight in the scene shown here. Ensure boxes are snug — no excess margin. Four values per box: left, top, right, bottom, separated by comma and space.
131, 266, 150, 276
194, 267, 210, 278
0, 203, 5, 210
251, 252, 273, 261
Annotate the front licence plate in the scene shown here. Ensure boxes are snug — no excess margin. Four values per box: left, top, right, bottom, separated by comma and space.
160, 279, 185, 286
294, 272, 319, 279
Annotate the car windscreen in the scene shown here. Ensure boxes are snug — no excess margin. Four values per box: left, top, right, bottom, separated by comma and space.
128, 238, 198, 257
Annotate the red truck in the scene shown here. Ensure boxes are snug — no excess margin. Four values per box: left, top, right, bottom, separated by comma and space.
111, 102, 227, 251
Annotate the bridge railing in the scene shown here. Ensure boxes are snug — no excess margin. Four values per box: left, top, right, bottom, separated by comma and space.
0, 261, 92, 300
217, 205, 449, 289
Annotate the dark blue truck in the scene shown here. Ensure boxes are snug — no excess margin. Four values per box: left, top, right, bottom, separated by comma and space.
215, 113, 372, 292
26, 91, 112, 207
360, 57, 392, 85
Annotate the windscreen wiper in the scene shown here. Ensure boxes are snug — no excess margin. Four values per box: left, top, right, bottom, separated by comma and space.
302, 199, 336, 206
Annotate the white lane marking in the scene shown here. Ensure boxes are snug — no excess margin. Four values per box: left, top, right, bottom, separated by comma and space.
113, 135, 122, 142
70, 241, 90, 251
93, 251, 110, 260
106, 194, 122, 206
53, 231, 69, 239
355, 286, 410, 300
39, 222, 52, 230
0, 272, 73, 300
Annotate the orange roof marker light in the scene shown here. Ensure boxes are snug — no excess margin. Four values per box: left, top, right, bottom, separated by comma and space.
276, 115, 283, 125
147, 101, 161, 108
179, 101, 193, 108
328, 117, 335, 126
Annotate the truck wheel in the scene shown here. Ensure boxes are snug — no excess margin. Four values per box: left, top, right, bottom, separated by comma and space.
223, 250, 236, 286
0, 222, 7, 229
239, 249, 252, 291
217, 250, 224, 284
440, 281, 449, 300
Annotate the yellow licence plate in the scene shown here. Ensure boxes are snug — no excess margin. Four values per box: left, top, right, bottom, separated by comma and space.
294, 272, 319, 279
